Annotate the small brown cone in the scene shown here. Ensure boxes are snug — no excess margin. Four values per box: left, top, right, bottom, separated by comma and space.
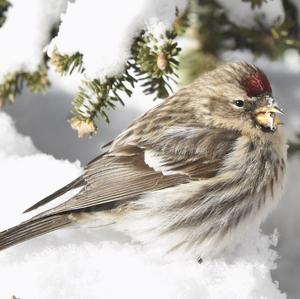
157, 52, 168, 71
70, 118, 97, 138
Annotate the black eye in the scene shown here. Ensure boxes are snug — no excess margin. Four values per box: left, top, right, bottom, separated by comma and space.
234, 100, 244, 107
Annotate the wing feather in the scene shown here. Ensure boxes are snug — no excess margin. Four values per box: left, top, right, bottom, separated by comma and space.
42, 149, 189, 215
27, 126, 240, 218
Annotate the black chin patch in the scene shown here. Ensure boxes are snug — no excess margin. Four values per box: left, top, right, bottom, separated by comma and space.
254, 121, 276, 133
260, 126, 276, 133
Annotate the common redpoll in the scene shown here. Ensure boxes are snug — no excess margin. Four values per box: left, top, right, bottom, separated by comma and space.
0, 62, 287, 259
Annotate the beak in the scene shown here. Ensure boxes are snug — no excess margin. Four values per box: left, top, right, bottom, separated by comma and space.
254, 98, 284, 132
271, 105, 284, 115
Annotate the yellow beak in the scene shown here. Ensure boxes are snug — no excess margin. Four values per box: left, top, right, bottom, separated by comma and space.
254, 104, 284, 132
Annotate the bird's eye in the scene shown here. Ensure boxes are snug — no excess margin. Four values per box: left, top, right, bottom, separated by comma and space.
234, 100, 244, 107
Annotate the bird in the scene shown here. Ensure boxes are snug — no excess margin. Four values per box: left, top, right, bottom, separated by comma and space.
0, 62, 287, 260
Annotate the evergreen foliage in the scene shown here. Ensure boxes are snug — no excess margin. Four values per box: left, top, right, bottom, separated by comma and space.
51, 29, 181, 137
288, 133, 300, 157
0, 0, 10, 28
50, 51, 84, 76
181, 0, 300, 83
0, 59, 49, 108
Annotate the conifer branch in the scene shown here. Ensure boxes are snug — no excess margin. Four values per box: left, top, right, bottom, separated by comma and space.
288, 133, 300, 158
242, 0, 268, 9
132, 30, 180, 99
180, 0, 300, 84
198, 0, 300, 57
69, 66, 137, 137
50, 50, 84, 76
51, 28, 181, 137
0, 59, 49, 107
0, 0, 10, 27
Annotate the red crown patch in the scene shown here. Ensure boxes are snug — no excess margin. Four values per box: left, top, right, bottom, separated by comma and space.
241, 71, 272, 97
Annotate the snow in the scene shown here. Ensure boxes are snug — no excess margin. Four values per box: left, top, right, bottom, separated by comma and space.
0, 112, 286, 298
47, 0, 187, 81
216, 0, 285, 28
282, 49, 300, 73
0, 113, 38, 158
0, 113, 82, 231
0, 0, 68, 84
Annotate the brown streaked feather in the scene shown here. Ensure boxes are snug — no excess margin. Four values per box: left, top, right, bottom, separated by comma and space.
38, 148, 189, 216
37, 128, 239, 217
0, 214, 71, 251
23, 89, 239, 215
101, 140, 114, 149
24, 176, 85, 213
25, 126, 240, 219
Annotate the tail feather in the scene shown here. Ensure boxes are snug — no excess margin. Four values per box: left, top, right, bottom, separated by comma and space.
23, 177, 84, 213
0, 214, 72, 251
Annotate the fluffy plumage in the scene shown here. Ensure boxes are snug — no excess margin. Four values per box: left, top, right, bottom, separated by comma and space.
0, 62, 287, 259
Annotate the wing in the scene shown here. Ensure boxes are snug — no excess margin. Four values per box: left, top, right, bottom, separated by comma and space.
28, 124, 240, 217
25, 91, 240, 216
1, 126, 240, 251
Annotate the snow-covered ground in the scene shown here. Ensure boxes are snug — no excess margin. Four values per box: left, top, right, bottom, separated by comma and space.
0, 111, 286, 299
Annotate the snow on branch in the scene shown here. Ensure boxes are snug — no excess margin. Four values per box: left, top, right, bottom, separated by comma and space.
0, 0, 68, 105
47, 0, 187, 137
0, 0, 187, 137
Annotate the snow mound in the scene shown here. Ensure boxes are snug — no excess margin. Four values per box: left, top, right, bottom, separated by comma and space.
48, 0, 187, 80
0, 231, 285, 299
0, 112, 286, 299
0, 113, 38, 158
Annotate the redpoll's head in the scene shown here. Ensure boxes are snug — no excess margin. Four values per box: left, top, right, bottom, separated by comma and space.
191, 62, 283, 134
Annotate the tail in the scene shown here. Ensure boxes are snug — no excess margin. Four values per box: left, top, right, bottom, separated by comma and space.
0, 214, 72, 251
23, 176, 84, 213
